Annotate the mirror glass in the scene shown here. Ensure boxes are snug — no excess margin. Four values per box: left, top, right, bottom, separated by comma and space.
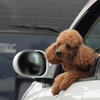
18, 51, 46, 76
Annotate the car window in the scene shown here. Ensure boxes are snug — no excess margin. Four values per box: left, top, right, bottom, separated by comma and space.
84, 17, 100, 51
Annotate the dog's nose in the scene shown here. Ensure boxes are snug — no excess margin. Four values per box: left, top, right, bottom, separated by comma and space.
56, 50, 61, 55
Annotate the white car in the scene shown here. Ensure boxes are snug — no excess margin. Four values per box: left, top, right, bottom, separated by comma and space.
13, 0, 100, 100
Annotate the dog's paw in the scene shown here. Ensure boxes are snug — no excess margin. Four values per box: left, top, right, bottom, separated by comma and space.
51, 86, 60, 96
51, 81, 61, 96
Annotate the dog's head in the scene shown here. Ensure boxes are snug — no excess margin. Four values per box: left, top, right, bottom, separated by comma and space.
45, 29, 98, 71
55, 29, 83, 60
45, 29, 83, 64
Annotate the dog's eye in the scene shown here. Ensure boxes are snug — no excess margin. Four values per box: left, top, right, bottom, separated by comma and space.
58, 43, 60, 47
66, 44, 71, 49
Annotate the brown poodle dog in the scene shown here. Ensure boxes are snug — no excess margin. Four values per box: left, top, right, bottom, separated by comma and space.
45, 29, 98, 96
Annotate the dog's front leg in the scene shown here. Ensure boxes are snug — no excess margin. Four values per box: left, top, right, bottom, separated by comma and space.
59, 71, 79, 91
51, 72, 66, 96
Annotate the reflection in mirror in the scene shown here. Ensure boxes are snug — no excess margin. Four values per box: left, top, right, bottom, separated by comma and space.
18, 51, 46, 76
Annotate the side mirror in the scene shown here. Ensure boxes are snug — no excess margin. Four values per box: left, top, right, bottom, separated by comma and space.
13, 50, 50, 78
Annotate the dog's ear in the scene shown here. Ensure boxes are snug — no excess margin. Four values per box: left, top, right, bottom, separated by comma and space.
45, 43, 62, 64
74, 45, 97, 71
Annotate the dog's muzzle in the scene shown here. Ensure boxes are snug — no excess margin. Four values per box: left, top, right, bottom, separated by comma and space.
56, 49, 61, 56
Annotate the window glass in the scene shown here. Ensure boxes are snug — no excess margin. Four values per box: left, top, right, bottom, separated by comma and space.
84, 17, 100, 52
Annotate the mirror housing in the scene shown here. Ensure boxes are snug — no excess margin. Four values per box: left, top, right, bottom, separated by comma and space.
13, 50, 50, 78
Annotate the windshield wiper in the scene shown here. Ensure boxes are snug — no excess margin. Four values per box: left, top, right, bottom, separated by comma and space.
10, 24, 63, 33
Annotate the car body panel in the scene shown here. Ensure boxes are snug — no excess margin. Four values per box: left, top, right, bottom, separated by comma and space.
22, 80, 100, 100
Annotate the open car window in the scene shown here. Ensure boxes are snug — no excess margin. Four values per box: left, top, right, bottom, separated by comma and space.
84, 17, 100, 51
83, 17, 100, 78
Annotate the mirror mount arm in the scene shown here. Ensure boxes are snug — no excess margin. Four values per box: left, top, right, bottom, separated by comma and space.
35, 78, 54, 87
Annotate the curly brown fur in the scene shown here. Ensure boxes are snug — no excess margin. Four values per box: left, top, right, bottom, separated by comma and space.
45, 29, 98, 95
